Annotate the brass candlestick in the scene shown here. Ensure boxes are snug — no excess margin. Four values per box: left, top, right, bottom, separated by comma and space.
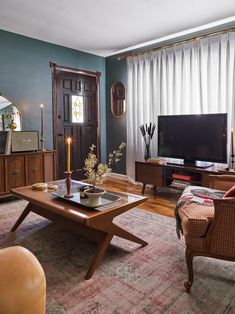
40, 104, 46, 152
231, 154, 235, 170
64, 171, 73, 198
40, 136, 46, 152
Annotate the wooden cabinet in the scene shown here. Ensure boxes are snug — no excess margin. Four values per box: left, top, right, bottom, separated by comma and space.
0, 159, 5, 193
0, 151, 56, 196
135, 161, 224, 194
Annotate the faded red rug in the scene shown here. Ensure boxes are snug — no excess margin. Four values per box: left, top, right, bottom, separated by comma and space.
1, 200, 235, 314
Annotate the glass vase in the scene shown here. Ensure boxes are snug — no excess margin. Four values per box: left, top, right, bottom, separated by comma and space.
144, 141, 151, 161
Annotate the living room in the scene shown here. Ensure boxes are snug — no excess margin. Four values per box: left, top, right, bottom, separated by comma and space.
1, 1, 235, 313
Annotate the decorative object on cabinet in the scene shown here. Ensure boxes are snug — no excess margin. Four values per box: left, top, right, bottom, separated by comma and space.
40, 104, 46, 152
0, 94, 21, 131
111, 81, 126, 117
230, 128, 234, 170
0, 150, 56, 196
11, 131, 39, 153
140, 123, 156, 161
0, 131, 11, 154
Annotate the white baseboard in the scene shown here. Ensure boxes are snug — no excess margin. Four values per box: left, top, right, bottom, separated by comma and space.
106, 172, 128, 182
106, 172, 142, 186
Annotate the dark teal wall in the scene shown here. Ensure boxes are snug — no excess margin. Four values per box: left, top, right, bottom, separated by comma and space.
105, 56, 127, 174
0, 30, 106, 161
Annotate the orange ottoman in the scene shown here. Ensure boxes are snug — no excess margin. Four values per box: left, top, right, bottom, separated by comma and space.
0, 246, 46, 314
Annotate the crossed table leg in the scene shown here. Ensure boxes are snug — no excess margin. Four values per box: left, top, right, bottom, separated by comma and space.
11, 202, 148, 280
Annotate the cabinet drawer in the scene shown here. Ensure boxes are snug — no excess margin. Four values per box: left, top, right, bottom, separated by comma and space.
5, 156, 25, 191
0, 159, 5, 193
44, 153, 55, 182
26, 155, 43, 185
135, 162, 163, 186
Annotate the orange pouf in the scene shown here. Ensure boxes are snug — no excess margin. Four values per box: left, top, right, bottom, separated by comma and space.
0, 246, 46, 314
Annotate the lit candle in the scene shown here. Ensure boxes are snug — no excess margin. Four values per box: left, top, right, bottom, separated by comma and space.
231, 128, 234, 156
40, 104, 44, 138
67, 137, 71, 173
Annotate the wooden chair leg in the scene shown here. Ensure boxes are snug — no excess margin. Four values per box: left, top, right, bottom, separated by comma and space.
184, 247, 194, 293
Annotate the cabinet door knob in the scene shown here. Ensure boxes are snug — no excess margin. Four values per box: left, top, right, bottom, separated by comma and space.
58, 133, 63, 136
32, 167, 38, 173
12, 170, 20, 176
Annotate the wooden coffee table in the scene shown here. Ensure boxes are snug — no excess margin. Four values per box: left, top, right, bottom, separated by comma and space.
11, 180, 148, 280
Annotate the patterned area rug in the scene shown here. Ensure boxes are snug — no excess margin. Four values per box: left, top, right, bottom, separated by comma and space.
1, 200, 235, 314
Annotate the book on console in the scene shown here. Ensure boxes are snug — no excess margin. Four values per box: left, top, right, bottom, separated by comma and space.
147, 158, 166, 165
171, 173, 192, 181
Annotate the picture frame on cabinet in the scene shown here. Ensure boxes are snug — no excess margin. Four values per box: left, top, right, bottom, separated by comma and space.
11, 131, 39, 153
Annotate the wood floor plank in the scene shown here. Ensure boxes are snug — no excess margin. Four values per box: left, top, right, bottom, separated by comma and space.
101, 177, 181, 218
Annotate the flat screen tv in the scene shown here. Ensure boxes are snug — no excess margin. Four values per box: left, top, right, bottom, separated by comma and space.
158, 113, 227, 167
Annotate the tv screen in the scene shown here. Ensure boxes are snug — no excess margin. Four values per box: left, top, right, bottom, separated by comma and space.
158, 113, 227, 164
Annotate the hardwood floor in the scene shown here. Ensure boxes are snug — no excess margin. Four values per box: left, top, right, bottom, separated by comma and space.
101, 177, 181, 218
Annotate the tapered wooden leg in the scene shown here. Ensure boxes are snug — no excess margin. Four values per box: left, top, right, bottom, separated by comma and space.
184, 247, 194, 293
112, 224, 148, 246
142, 184, 146, 194
85, 234, 113, 280
11, 204, 32, 232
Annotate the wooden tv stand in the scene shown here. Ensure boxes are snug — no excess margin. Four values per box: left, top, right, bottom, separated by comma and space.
135, 161, 227, 194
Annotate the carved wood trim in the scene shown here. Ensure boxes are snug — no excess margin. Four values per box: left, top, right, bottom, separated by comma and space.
50, 62, 101, 78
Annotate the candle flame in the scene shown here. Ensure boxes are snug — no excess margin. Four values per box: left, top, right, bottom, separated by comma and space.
67, 137, 72, 144
40, 104, 44, 108
232, 128, 234, 132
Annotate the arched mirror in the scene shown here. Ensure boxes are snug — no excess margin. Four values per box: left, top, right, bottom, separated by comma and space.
0, 94, 21, 131
111, 81, 126, 117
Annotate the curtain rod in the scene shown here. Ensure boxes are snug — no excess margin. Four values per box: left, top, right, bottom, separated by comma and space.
117, 26, 235, 61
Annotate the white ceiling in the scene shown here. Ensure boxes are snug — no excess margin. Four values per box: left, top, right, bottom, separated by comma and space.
0, 0, 235, 57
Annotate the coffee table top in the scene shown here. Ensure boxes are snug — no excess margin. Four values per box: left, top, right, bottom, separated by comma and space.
11, 180, 148, 224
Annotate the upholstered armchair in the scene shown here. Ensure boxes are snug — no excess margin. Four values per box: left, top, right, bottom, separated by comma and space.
0, 246, 46, 314
176, 175, 235, 292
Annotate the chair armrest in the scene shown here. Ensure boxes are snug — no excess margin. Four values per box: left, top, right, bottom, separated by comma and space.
209, 175, 235, 191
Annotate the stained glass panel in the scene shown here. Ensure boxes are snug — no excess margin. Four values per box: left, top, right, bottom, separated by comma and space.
72, 95, 84, 123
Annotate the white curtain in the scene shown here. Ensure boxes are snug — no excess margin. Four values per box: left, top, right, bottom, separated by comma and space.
127, 32, 235, 182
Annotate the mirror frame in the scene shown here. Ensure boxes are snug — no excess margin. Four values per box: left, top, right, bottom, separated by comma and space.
110, 81, 126, 117
0, 93, 22, 131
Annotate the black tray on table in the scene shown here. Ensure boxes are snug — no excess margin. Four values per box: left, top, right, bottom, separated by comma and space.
52, 190, 121, 208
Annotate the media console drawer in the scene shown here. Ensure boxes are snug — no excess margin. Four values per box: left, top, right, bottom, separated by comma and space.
135, 161, 163, 194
